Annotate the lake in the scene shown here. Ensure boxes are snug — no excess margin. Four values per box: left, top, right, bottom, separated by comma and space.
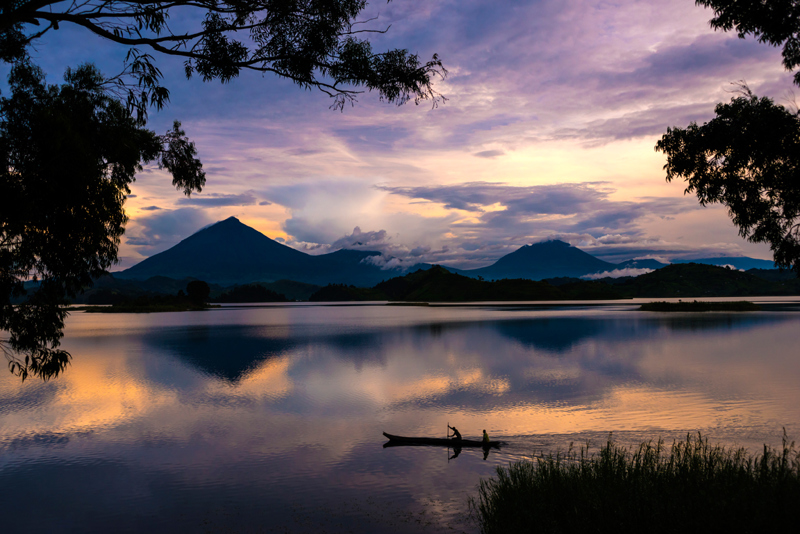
2, 300, 800, 533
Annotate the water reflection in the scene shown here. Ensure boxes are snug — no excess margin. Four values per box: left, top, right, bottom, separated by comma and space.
1, 306, 799, 533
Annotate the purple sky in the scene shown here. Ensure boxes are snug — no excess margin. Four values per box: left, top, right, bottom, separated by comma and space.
9, 0, 797, 269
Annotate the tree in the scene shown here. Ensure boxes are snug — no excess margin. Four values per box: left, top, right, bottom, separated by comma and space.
186, 281, 211, 304
0, 1, 446, 116
0, 61, 205, 380
0, 1, 445, 380
656, 89, 800, 273
696, 1, 800, 86
655, 2, 800, 273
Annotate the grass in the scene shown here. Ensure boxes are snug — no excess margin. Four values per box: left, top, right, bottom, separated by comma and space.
639, 300, 762, 312
472, 432, 799, 533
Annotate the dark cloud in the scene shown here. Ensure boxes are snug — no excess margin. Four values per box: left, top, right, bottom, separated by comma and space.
409, 245, 431, 257
601, 35, 773, 90
258, 200, 272, 206
176, 191, 258, 207
283, 217, 339, 245
379, 182, 611, 214
330, 227, 390, 250
554, 103, 713, 142
125, 208, 213, 256
474, 149, 505, 158
379, 181, 705, 266
332, 125, 410, 150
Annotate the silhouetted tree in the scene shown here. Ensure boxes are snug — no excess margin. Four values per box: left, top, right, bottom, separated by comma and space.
697, 1, 800, 86
0, 61, 204, 381
656, 3, 800, 273
186, 281, 211, 304
656, 89, 800, 273
1, 1, 446, 117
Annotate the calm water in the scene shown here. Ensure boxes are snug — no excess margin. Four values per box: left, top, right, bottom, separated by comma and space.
2, 301, 800, 533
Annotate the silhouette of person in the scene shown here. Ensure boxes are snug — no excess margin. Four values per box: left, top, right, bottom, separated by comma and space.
482, 429, 490, 444
448, 425, 462, 440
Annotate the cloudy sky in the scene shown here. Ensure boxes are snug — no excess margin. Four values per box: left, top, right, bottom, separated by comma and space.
12, 0, 798, 269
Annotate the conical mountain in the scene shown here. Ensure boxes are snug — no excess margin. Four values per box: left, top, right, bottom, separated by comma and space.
463, 240, 617, 280
115, 217, 426, 286
116, 217, 319, 285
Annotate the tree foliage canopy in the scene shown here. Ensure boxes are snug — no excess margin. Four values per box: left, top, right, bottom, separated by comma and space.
0, 61, 205, 380
1, 0, 446, 116
656, 89, 800, 273
697, 0, 800, 86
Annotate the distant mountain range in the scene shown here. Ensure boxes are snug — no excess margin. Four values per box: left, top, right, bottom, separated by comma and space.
672, 257, 776, 271
112, 217, 779, 286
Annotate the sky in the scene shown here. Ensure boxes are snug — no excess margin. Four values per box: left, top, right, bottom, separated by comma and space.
10, 0, 799, 270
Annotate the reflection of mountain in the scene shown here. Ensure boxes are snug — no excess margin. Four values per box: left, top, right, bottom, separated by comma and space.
140, 325, 393, 381
141, 311, 795, 384
493, 318, 605, 352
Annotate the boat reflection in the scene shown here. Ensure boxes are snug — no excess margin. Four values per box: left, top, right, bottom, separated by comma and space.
382, 431, 501, 460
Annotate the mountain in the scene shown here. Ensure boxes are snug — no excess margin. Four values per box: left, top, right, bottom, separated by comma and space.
671, 256, 775, 271
459, 240, 618, 280
115, 217, 422, 286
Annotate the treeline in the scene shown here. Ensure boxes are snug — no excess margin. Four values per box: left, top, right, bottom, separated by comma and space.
309, 263, 800, 302
21, 262, 800, 307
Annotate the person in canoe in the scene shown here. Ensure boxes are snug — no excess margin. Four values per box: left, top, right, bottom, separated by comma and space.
483, 429, 490, 444
448, 425, 462, 440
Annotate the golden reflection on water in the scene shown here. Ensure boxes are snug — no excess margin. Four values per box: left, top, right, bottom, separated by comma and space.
2, 306, 799, 456
3, 306, 800, 533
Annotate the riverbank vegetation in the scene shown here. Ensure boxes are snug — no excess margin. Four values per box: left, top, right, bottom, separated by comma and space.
473, 433, 800, 534
640, 301, 762, 312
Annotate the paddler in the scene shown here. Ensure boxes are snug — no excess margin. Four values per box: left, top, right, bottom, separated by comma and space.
448, 425, 462, 440
482, 429, 490, 444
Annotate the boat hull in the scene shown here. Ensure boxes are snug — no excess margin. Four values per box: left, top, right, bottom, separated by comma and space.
382, 432, 500, 448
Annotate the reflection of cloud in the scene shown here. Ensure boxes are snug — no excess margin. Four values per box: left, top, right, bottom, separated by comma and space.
176, 191, 258, 207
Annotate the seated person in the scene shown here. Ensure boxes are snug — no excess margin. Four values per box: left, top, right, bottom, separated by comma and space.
483, 429, 490, 443
448, 425, 462, 440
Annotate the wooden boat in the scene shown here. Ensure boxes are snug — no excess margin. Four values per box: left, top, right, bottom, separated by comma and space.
382, 432, 500, 448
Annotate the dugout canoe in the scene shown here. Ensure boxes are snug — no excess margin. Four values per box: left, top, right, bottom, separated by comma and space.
382, 432, 500, 448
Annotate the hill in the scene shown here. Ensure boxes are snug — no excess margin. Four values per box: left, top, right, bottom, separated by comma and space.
308, 266, 624, 302
616, 263, 800, 298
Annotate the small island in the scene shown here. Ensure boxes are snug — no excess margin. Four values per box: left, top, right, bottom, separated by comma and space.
639, 300, 762, 312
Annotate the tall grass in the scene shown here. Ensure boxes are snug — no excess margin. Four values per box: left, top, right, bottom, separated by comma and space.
472, 432, 799, 533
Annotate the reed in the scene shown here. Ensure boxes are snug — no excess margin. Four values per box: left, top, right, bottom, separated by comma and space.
472, 432, 799, 533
